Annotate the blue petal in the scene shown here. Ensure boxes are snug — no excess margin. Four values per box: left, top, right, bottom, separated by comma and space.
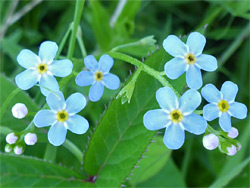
163, 35, 188, 57
39, 74, 59, 96
67, 115, 89, 134
164, 57, 187, 79
143, 109, 170, 131
34, 110, 56, 128
84, 55, 98, 72
186, 32, 206, 56
156, 87, 178, 111
163, 124, 185, 150
38, 41, 58, 63
102, 73, 120, 90
89, 82, 104, 102
75, 71, 94, 86
17, 49, 40, 68
186, 65, 202, 89
196, 54, 217, 71
201, 84, 222, 103
46, 91, 65, 111
182, 113, 207, 135
49, 59, 73, 77
229, 102, 247, 119
219, 112, 231, 132
48, 122, 67, 146
220, 81, 238, 103
15, 69, 39, 90
179, 89, 201, 114
65, 93, 86, 114
99, 54, 114, 74
203, 104, 220, 121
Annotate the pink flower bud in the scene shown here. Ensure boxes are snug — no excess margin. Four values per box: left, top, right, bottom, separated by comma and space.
6, 133, 18, 144
227, 127, 239, 138
12, 103, 28, 119
203, 134, 219, 150
227, 145, 237, 156
24, 133, 37, 145
14, 145, 23, 155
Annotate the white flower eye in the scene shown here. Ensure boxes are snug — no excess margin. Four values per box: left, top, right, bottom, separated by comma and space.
24, 133, 38, 145
202, 134, 219, 150
6, 132, 18, 144
12, 103, 28, 119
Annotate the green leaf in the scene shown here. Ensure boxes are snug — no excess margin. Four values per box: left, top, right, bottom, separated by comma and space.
0, 153, 94, 187
83, 48, 186, 187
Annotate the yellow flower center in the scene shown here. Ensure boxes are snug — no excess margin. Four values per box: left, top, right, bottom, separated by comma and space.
95, 71, 103, 81
185, 53, 196, 65
218, 100, 229, 112
37, 63, 48, 74
57, 110, 68, 122
170, 110, 183, 123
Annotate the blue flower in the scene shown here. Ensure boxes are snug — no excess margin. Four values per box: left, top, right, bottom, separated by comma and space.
34, 91, 89, 146
143, 87, 207, 149
163, 32, 217, 89
201, 81, 247, 132
75, 54, 120, 102
15, 41, 73, 96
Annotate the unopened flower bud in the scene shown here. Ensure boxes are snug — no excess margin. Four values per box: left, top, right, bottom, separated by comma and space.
237, 143, 241, 151
203, 134, 219, 150
14, 145, 24, 155
12, 103, 28, 119
6, 132, 18, 144
227, 145, 237, 156
227, 127, 239, 138
24, 133, 37, 145
5, 144, 12, 153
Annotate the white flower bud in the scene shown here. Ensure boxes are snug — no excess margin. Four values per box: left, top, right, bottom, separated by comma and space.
203, 134, 219, 150
6, 132, 18, 144
5, 144, 12, 153
227, 127, 239, 138
24, 133, 37, 145
237, 143, 241, 151
12, 103, 28, 119
14, 145, 23, 155
227, 145, 237, 156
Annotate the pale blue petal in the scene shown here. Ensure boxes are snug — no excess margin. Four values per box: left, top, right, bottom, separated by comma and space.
102, 73, 120, 90
179, 89, 201, 114
17, 49, 40, 68
163, 35, 188, 57
38, 41, 58, 63
163, 124, 185, 150
219, 112, 231, 132
156, 87, 178, 111
34, 110, 56, 128
75, 71, 94, 86
89, 82, 104, 102
67, 115, 89, 134
221, 81, 238, 103
164, 57, 187, 79
84, 55, 98, 72
143, 109, 170, 131
229, 102, 247, 119
182, 113, 207, 135
201, 84, 221, 103
186, 65, 202, 89
46, 91, 65, 111
15, 69, 39, 90
99, 54, 114, 74
186, 32, 206, 56
196, 54, 217, 71
48, 122, 67, 146
65, 93, 86, 114
203, 104, 220, 121
49, 59, 73, 77
39, 74, 59, 96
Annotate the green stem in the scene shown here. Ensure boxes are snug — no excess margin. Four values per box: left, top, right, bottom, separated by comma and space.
67, 0, 85, 59
77, 26, 87, 58
44, 144, 57, 162
63, 139, 83, 163
107, 51, 180, 98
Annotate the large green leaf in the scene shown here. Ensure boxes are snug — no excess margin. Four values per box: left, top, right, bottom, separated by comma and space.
83, 48, 186, 187
0, 153, 94, 187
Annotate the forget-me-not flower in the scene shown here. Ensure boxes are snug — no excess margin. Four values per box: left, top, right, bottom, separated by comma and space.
34, 91, 89, 146
201, 81, 247, 132
163, 32, 217, 89
15, 41, 73, 96
75, 54, 120, 102
143, 87, 207, 149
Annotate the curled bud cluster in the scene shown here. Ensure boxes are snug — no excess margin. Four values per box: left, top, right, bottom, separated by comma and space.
12, 103, 28, 119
